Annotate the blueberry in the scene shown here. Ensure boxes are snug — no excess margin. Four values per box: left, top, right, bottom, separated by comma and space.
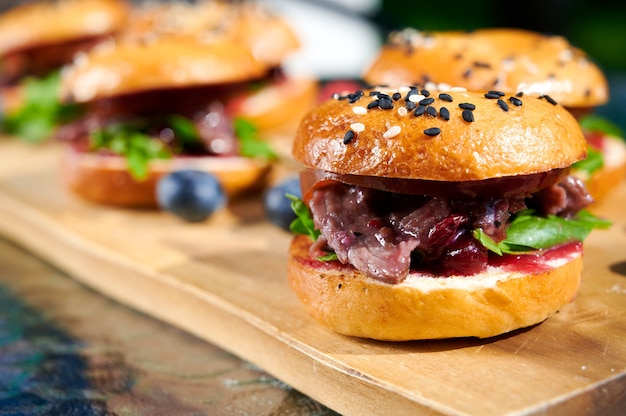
156, 170, 226, 222
264, 176, 301, 230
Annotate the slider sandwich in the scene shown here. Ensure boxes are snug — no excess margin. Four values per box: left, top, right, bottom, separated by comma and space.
364, 28, 626, 201
0, 0, 128, 142
57, 36, 278, 207
287, 86, 610, 341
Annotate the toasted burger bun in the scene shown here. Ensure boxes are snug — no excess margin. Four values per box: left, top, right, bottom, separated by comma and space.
364, 28, 608, 109
288, 235, 583, 341
60, 38, 267, 103
60, 147, 271, 207
0, 0, 128, 56
123, 1, 299, 67
292, 87, 587, 181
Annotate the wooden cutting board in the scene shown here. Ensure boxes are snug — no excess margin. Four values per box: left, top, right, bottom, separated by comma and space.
0, 140, 625, 416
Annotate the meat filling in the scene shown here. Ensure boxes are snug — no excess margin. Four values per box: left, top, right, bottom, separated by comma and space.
308, 175, 592, 284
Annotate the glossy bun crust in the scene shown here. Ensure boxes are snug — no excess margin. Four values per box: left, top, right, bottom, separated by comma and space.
288, 235, 583, 341
292, 88, 587, 181
0, 0, 128, 55
60, 147, 270, 207
364, 28, 608, 109
60, 39, 267, 102
124, 1, 299, 67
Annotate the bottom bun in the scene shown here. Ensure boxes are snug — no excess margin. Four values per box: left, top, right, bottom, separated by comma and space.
60, 146, 271, 207
287, 235, 583, 341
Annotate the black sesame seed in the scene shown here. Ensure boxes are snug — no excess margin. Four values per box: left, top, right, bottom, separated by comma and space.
414, 105, 426, 116
392, 92, 402, 101
369, 90, 380, 96
438, 93, 453, 102
419, 97, 435, 106
367, 100, 379, 109
439, 106, 450, 120
406, 101, 417, 111
463, 69, 472, 79
426, 106, 437, 117
379, 98, 394, 109
585, 88, 591, 98
484, 92, 501, 99
474, 61, 492, 69
509, 96, 523, 106
540, 94, 558, 105
488, 90, 505, 96
348, 90, 364, 103
462, 110, 474, 122
458, 102, 476, 110
421, 89, 431, 97
497, 99, 509, 112
516, 91, 524, 97
424, 127, 441, 136
343, 130, 355, 144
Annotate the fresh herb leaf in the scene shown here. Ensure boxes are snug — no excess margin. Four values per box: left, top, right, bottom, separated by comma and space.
234, 117, 278, 160
579, 114, 624, 138
318, 252, 339, 262
167, 115, 201, 145
474, 209, 611, 255
287, 194, 320, 241
90, 124, 171, 181
572, 145, 604, 175
3, 71, 81, 143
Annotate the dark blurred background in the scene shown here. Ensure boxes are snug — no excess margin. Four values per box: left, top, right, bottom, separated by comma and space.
2, 0, 625, 128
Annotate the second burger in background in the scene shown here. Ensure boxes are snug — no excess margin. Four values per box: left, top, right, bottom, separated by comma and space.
364, 28, 626, 202
56, 0, 315, 207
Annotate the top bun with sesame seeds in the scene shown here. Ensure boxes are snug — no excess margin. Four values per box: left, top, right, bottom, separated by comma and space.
363, 28, 608, 110
292, 87, 587, 181
286, 86, 607, 341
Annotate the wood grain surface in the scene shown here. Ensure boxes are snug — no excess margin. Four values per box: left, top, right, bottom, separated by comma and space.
0, 139, 625, 416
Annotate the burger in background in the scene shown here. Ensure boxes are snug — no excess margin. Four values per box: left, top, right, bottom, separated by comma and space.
0, 0, 129, 142
45, 0, 322, 208
363, 28, 626, 202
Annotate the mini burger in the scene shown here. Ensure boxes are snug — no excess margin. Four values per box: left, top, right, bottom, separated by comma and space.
0, 0, 129, 141
287, 86, 610, 341
364, 28, 626, 201
120, 0, 318, 136
56, 36, 279, 207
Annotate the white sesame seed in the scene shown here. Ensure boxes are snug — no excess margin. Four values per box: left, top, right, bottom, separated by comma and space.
437, 82, 451, 92
425, 82, 437, 91
409, 94, 425, 103
332, 93, 341, 100
350, 122, 365, 133
383, 125, 401, 139
352, 106, 367, 115
398, 86, 411, 94
397, 107, 408, 116
450, 86, 467, 92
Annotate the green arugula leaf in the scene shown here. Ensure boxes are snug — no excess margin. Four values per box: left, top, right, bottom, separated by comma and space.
474, 209, 611, 255
287, 194, 320, 241
287, 194, 340, 262
167, 115, 201, 145
90, 124, 171, 181
3, 71, 81, 143
572, 145, 604, 175
234, 117, 278, 160
579, 114, 624, 138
